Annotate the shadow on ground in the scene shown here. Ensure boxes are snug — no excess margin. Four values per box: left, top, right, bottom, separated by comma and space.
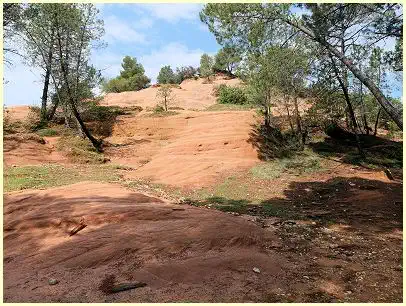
188, 176, 402, 234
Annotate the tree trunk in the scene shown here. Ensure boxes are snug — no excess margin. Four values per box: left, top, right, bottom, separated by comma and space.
284, 95, 295, 132
293, 95, 304, 150
374, 107, 382, 136
330, 56, 365, 158
264, 104, 271, 127
282, 18, 403, 129
40, 65, 51, 123
360, 83, 370, 135
47, 99, 59, 121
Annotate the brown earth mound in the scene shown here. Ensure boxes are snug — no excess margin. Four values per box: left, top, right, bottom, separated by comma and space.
106, 110, 260, 187
3, 134, 67, 166
4, 105, 32, 122
101, 76, 242, 110
4, 182, 294, 303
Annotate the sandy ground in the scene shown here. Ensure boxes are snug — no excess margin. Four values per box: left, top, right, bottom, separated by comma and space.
105, 110, 260, 187
3, 135, 67, 166
4, 105, 32, 122
3, 174, 402, 302
101, 76, 241, 110
4, 182, 291, 303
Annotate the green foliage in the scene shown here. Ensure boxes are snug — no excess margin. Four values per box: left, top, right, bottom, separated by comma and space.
119, 55, 146, 79
103, 56, 150, 93
250, 151, 322, 180
205, 103, 256, 111
156, 84, 174, 111
217, 85, 248, 105
56, 135, 108, 163
214, 46, 241, 74
215, 84, 247, 104
37, 128, 58, 137
157, 65, 176, 84
174, 66, 198, 83
200, 53, 214, 80
4, 164, 120, 192
153, 104, 165, 113
23, 106, 45, 131
212, 83, 227, 96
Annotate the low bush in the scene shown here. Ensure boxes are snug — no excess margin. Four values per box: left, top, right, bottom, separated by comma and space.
56, 135, 108, 164
37, 128, 59, 137
23, 106, 44, 131
217, 85, 248, 105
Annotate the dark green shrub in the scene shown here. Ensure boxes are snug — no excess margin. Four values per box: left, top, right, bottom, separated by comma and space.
212, 84, 227, 97
37, 128, 59, 137
217, 85, 247, 105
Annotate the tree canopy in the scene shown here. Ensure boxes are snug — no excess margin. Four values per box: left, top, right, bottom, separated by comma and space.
157, 65, 176, 84
103, 56, 150, 93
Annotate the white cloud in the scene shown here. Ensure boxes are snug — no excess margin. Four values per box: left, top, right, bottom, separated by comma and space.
103, 15, 147, 44
137, 4, 203, 23
140, 42, 207, 83
91, 42, 215, 85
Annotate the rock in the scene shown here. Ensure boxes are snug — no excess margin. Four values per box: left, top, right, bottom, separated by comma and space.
48, 279, 59, 285
252, 267, 261, 273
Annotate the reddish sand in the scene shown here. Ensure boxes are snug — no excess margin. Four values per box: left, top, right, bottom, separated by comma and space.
106, 110, 260, 187
4, 182, 291, 303
4, 105, 32, 122
101, 76, 242, 110
3, 135, 67, 166
3, 175, 402, 302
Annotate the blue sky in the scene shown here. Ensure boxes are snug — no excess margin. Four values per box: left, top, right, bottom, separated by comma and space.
3, 3, 402, 106
4, 3, 219, 106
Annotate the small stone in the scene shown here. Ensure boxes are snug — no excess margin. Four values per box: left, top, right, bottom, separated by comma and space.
346, 290, 352, 294
48, 279, 59, 285
304, 188, 311, 192
252, 267, 261, 273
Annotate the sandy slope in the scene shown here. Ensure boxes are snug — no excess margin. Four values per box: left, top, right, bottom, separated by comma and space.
3, 135, 67, 166
3, 182, 292, 302
106, 110, 260, 187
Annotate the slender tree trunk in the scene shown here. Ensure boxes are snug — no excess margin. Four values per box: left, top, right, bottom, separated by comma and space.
374, 107, 382, 136
40, 40, 54, 123
283, 95, 294, 132
40, 66, 51, 123
282, 18, 403, 129
330, 56, 365, 158
293, 95, 304, 150
360, 83, 369, 135
47, 71, 63, 121
47, 99, 59, 121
